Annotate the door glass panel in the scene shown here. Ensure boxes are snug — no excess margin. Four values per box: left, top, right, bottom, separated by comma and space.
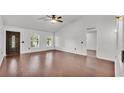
12, 35, 15, 48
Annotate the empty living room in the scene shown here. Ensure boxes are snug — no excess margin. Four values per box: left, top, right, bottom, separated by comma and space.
1, 0, 124, 93
0, 15, 124, 77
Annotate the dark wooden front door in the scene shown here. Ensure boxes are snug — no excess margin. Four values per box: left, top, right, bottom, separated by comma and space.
6, 31, 20, 56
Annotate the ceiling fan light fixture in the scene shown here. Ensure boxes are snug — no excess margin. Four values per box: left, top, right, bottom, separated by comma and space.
51, 19, 57, 23
38, 15, 63, 23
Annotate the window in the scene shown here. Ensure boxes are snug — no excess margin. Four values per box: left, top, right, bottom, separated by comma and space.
46, 37, 53, 47
12, 35, 16, 48
31, 34, 40, 48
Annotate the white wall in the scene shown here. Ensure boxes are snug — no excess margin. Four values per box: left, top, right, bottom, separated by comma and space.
55, 19, 87, 55
0, 16, 5, 65
84, 16, 116, 61
96, 16, 116, 61
123, 25, 124, 50
86, 31, 97, 50
5, 26, 54, 54
55, 16, 116, 61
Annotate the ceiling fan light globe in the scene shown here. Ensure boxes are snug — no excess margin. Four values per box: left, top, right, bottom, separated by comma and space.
51, 19, 57, 23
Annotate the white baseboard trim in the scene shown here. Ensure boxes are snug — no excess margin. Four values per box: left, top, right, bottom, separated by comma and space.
56, 48, 114, 62
21, 49, 55, 54
55, 49, 87, 56
97, 56, 115, 62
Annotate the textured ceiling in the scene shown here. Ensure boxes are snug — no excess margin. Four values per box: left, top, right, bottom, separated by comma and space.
2, 15, 82, 32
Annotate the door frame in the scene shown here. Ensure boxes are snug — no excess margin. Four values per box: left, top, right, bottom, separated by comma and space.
86, 29, 97, 57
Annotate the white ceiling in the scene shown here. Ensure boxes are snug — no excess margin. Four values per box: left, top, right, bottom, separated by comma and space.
2, 15, 82, 32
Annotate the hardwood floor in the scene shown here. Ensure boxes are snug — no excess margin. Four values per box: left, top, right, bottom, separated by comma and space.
0, 50, 115, 77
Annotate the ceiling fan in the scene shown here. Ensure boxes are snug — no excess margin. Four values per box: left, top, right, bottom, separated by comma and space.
115, 16, 123, 21
38, 15, 63, 23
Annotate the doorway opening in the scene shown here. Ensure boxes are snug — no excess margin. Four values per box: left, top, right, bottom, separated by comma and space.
86, 28, 97, 57
6, 31, 20, 56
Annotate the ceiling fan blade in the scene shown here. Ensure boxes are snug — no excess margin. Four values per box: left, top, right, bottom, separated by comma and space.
57, 16, 62, 19
57, 20, 63, 22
